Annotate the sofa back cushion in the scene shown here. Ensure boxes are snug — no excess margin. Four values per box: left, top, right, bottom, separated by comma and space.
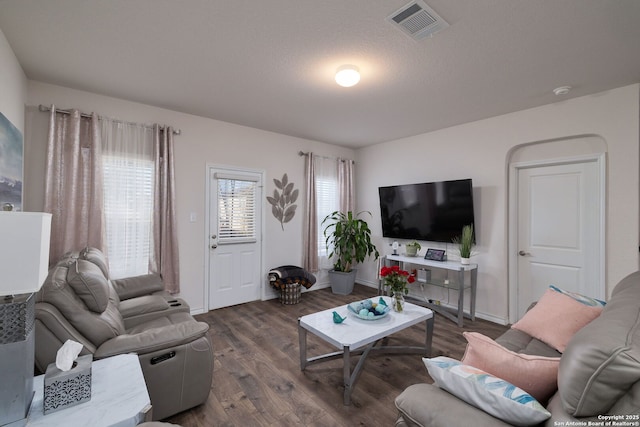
37, 260, 125, 348
559, 271, 640, 416
80, 247, 110, 278
67, 259, 110, 313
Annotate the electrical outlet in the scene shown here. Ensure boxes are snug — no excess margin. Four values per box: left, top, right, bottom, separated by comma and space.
444, 279, 449, 285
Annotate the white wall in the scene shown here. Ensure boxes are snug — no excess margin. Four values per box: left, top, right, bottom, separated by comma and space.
356, 84, 640, 324
25, 81, 355, 313
0, 27, 27, 131
18, 69, 640, 323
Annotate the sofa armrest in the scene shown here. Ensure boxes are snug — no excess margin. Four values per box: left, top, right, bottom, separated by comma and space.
120, 296, 190, 329
111, 274, 165, 300
118, 295, 170, 319
94, 321, 209, 358
395, 383, 513, 427
34, 302, 98, 371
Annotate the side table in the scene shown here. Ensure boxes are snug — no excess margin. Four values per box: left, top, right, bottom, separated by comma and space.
26, 354, 151, 427
381, 254, 478, 327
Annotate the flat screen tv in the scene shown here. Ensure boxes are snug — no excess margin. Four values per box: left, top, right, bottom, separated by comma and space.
378, 178, 475, 243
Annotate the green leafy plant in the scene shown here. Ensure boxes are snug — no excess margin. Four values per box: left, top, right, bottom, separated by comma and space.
453, 224, 475, 258
322, 211, 379, 272
406, 241, 421, 251
406, 240, 421, 255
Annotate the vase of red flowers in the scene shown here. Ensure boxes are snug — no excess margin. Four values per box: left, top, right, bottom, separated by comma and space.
380, 265, 415, 312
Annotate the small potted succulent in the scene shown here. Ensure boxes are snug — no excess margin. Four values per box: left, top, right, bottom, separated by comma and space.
453, 224, 475, 264
405, 240, 421, 257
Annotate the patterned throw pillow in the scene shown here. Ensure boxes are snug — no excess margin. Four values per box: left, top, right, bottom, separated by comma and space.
548, 285, 606, 307
423, 356, 551, 426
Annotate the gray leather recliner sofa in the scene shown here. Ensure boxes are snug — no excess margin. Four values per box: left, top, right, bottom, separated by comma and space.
395, 271, 640, 426
35, 248, 213, 420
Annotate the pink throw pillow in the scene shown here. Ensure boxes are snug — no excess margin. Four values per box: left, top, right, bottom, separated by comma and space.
512, 287, 603, 352
461, 332, 560, 402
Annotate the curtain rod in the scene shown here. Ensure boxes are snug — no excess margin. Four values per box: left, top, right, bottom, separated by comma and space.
298, 151, 354, 163
38, 104, 181, 135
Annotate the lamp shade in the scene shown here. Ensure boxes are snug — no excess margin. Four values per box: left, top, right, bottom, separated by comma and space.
0, 212, 52, 296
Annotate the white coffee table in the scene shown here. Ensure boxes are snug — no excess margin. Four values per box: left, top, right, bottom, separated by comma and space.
298, 296, 434, 405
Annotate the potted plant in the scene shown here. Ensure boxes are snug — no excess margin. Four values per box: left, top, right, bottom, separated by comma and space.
322, 211, 380, 295
453, 224, 475, 264
405, 240, 421, 257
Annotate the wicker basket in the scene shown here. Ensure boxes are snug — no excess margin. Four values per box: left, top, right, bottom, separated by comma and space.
279, 282, 302, 305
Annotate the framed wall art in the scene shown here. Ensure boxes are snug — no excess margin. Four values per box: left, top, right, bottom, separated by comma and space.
0, 112, 23, 211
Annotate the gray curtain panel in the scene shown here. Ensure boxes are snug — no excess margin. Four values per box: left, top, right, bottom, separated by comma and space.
338, 158, 355, 213
151, 125, 180, 294
302, 152, 318, 272
44, 106, 104, 264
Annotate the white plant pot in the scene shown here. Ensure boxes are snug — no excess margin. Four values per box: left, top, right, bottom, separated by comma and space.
406, 246, 418, 257
460, 257, 470, 265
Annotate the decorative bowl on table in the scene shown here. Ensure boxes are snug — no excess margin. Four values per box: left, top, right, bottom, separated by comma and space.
347, 298, 390, 320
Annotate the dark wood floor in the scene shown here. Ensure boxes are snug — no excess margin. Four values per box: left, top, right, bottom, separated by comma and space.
166, 284, 508, 427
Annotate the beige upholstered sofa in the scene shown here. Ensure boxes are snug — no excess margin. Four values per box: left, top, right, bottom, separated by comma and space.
395, 271, 640, 426
35, 247, 213, 420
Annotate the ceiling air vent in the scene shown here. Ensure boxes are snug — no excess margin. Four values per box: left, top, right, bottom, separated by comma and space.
387, 0, 449, 40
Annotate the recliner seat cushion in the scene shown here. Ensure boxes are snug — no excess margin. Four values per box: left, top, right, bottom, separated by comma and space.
67, 259, 110, 313
559, 271, 640, 416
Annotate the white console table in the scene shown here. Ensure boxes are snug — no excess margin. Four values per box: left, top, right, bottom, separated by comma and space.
26, 354, 151, 427
380, 254, 477, 327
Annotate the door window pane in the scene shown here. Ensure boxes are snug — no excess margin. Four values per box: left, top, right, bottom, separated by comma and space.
217, 178, 257, 243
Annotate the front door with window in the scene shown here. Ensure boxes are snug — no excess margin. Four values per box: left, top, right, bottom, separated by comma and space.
208, 167, 263, 310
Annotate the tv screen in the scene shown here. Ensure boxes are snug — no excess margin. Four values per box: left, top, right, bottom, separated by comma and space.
378, 179, 475, 243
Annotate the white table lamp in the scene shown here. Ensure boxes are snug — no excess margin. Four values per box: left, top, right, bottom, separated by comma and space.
0, 212, 52, 426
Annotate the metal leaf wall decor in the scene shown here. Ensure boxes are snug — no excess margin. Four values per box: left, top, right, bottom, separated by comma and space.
267, 173, 298, 230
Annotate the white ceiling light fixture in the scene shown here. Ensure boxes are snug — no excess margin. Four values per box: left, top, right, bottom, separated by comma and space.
335, 65, 360, 87
553, 86, 572, 96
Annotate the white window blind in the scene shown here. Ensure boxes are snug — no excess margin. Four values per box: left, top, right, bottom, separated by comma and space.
217, 178, 257, 243
316, 176, 338, 256
103, 155, 154, 279
314, 157, 339, 259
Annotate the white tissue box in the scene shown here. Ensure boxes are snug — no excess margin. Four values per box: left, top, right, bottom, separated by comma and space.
43, 354, 93, 414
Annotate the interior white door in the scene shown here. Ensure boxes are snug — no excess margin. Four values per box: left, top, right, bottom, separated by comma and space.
515, 160, 602, 320
208, 167, 262, 310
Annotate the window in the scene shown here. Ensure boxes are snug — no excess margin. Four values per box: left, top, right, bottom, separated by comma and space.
314, 157, 339, 261
103, 154, 154, 279
217, 178, 257, 243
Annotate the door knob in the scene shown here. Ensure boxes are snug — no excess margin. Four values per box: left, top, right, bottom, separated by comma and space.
518, 250, 531, 256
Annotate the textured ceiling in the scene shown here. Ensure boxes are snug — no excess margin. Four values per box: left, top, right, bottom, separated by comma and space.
1, 0, 639, 148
